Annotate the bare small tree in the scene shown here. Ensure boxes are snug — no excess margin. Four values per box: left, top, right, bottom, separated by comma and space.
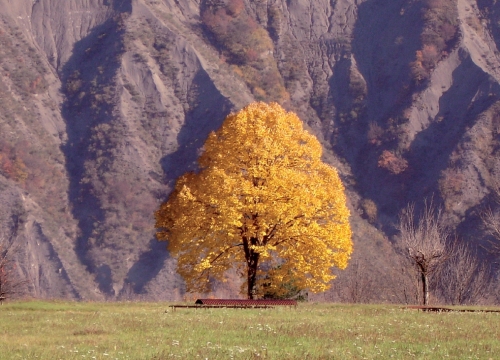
481, 169, 500, 255
0, 237, 27, 303
481, 207, 500, 255
398, 200, 450, 305
437, 241, 493, 305
338, 260, 374, 303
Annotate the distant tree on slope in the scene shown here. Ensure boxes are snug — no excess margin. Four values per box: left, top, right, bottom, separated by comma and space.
155, 102, 352, 299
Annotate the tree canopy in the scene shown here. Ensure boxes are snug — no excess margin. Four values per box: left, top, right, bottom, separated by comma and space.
155, 102, 352, 299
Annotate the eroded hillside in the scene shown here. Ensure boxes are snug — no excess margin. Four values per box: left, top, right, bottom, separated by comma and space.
1, 0, 500, 301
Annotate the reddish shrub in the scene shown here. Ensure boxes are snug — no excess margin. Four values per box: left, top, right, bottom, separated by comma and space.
367, 122, 384, 145
421, 44, 439, 66
378, 150, 408, 175
226, 0, 244, 17
439, 168, 464, 195
410, 58, 429, 83
245, 48, 259, 62
0, 153, 14, 177
202, 9, 231, 36
440, 23, 457, 42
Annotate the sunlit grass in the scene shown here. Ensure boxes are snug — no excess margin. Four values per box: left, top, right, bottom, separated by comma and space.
0, 301, 498, 359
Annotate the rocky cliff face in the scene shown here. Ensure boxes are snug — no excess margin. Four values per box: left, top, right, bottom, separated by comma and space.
1, 0, 499, 300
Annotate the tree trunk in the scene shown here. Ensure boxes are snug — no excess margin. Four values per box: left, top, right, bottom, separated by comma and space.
242, 235, 261, 299
422, 272, 429, 306
247, 251, 259, 299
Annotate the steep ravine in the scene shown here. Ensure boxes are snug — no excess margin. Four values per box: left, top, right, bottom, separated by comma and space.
1, 0, 500, 300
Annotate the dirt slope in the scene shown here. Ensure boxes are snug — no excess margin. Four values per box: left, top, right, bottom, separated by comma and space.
1, 0, 500, 300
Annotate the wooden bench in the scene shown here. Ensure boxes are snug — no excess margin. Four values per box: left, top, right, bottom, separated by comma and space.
405, 305, 500, 313
170, 298, 297, 311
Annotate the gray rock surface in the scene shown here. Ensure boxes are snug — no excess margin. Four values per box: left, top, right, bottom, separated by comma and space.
1, 0, 499, 300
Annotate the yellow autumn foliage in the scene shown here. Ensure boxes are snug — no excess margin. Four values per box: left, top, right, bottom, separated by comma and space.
155, 102, 352, 298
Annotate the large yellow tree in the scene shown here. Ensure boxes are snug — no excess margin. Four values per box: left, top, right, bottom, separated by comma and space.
155, 102, 352, 299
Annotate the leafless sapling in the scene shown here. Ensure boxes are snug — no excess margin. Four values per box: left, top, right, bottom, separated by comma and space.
398, 200, 450, 305
437, 241, 493, 305
338, 260, 375, 304
481, 170, 500, 255
481, 207, 500, 255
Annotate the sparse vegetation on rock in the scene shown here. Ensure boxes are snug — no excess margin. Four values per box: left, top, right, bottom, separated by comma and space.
0, 0, 500, 302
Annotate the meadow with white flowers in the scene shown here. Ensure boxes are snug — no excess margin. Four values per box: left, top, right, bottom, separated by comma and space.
0, 301, 498, 359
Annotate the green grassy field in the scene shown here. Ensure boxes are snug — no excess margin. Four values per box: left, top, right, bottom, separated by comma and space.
0, 301, 498, 359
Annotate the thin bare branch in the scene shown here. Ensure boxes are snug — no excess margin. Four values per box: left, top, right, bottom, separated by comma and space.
437, 240, 493, 305
480, 207, 500, 255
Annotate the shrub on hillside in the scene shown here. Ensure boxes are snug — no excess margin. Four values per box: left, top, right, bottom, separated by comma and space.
201, 1, 288, 103
378, 150, 408, 175
410, 0, 459, 83
439, 167, 465, 210
367, 122, 384, 146
360, 198, 378, 223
